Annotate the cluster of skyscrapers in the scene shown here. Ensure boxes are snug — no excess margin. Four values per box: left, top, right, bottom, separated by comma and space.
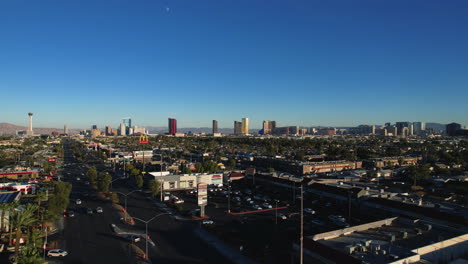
233, 118, 249, 135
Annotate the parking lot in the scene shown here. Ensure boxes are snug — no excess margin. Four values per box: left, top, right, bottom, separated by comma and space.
159, 178, 382, 263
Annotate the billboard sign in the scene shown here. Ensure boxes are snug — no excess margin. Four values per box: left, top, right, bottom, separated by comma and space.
197, 183, 208, 206
211, 174, 223, 186
139, 135, 149, 144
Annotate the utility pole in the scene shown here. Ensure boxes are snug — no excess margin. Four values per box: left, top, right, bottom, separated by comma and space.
348, 190, 352, 225
300, 186, 304, 264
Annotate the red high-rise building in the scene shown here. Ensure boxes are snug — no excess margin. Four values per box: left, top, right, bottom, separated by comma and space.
168, 118, 177, 135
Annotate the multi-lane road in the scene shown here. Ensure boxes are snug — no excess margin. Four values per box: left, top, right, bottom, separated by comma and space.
59, 139, 232, 264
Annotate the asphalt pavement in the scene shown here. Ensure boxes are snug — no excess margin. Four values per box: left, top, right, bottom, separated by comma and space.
56, 140, 129, 264
112, 181, 233, 264
61, 139, 234, 264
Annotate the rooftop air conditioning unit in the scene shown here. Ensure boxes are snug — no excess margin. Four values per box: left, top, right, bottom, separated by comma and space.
400, 231, 408, 239
345, 245, 356, 255
363, 240, 372, 247
415, 228, 423, 235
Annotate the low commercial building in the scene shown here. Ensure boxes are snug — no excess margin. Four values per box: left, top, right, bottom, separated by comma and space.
0, 171, 40, 180
253, 156, 362, 175
363, 156, 422, 169
298, 217, 468, 264
148, 173, 224, 191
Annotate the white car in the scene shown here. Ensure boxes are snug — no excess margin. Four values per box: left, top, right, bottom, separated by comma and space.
202, 219, 214, 225
252, 205, 263, 210
278, 214, 287, 220
47, 249, 68, 257
76, 199, 81, 205
96, 207, 103, 213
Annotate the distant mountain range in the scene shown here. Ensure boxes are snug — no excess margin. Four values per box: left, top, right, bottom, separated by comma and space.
0, 123, 78, 135
0, 122, 448, 136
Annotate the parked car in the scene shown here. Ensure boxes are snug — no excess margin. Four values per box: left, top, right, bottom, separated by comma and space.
87, 208, 93, 215
85, 181, 90, 185
173, 198, 184, 204
75, 199, 81, 205
67, 210, 75, 217
262, 203, 272, 209
47, 249, 68, 257
202, 219, 214, 225
304, 208, 315, 214
252, 205, 263, 210
96, 207, 103, 213
278, 213, 287, 220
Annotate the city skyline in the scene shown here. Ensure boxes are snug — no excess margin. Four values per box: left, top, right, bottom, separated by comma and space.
0, 112, 462, 131
1, 1, 468, 127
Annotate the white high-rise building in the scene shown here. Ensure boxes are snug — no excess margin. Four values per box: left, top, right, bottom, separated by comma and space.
27, 112, 33, 136
119, 123, 127, 136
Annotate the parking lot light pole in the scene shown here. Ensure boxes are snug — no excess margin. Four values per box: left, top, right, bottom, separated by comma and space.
227, 179, 231, 213
115, 190, 140, 222
133, 213, 171, 261
275, 200, 278, 225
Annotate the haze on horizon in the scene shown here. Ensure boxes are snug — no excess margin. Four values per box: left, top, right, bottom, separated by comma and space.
1, 0, 467, 129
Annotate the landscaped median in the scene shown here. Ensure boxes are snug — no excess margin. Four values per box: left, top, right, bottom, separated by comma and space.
127, 244, 150, 264
112, 203, 135, 225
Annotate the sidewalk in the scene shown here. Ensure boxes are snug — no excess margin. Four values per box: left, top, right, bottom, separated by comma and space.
193, 227, 258, 264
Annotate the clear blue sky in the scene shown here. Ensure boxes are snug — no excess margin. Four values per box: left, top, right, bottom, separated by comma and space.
1, 0, 467, 129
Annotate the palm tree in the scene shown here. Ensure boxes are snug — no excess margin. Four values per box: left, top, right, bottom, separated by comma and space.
11, 203, 38, 260
0, 202, 10, 233
6, 200, 20, 244
34, 191, 47, 221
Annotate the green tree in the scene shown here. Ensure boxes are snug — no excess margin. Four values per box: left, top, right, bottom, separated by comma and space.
294, 151, 305, 161
44, 181, 72, 221
11, 203, 38, 260
34, 191, 47, 222
97, 172, 112, 192
42, 162, 53, 174
86, 166, 98, 184
148, 180, 161, 197
195, 162, 205, 173
180, 164, 192, 175
407, 164, 431, 186
0, 203, 10, 233
135, 175, 143, 188
228, 159, 236, 170
130, 168, 140, 177
18, 229, 43, 264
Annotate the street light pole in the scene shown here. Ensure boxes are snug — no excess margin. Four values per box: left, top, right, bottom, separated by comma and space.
300, 186, 304, 264
115, 190, 140, 222
133, 213, 171, 261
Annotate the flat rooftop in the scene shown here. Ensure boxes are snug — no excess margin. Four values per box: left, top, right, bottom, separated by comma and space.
316, 218, 463, 264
